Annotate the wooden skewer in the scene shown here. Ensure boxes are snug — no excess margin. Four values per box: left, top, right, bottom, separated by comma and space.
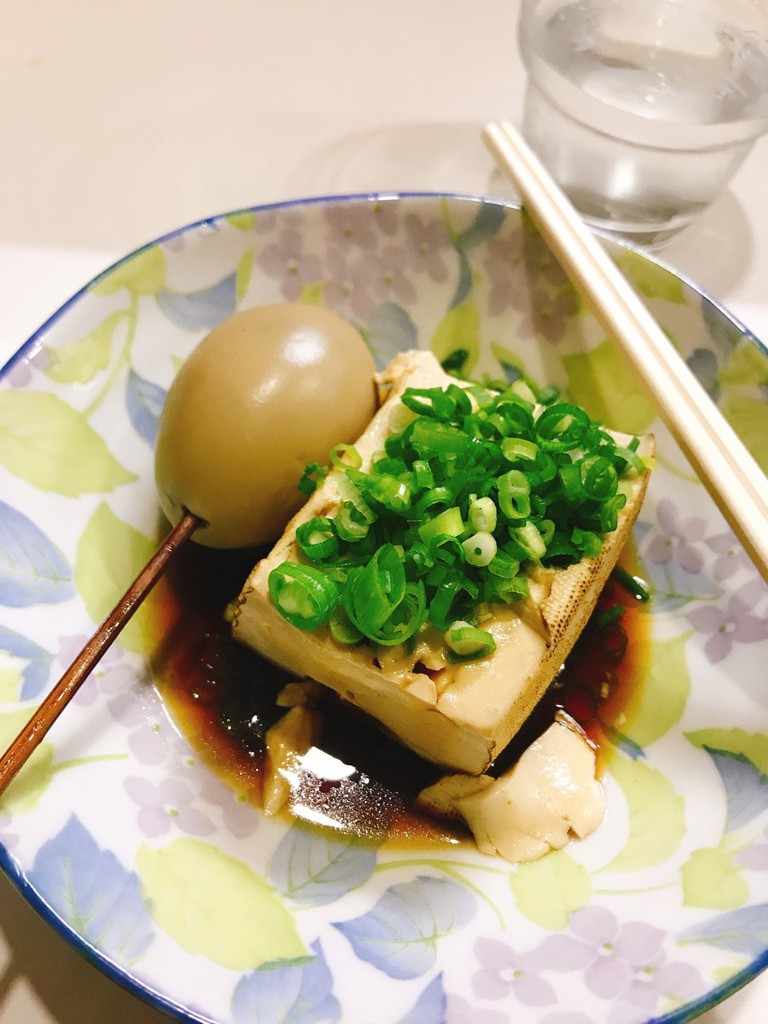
0, 511, 201, 797
483, 119, 768, 583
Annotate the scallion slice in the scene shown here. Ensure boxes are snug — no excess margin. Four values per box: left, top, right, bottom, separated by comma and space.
270, 371, 646, 653
330, 443, 362, 471
612, 566, 652, 602
445, 621, 496, 661
296, 516, 339, 562
462, 531, 497, 567
468, 495, 497, 533
418, 506, 465, 546
268, 564, 339, 631
535, 403, 590, 453
497, 469, 531, 520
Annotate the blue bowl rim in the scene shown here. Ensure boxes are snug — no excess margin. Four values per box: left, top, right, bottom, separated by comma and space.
1, 189, 766, 1024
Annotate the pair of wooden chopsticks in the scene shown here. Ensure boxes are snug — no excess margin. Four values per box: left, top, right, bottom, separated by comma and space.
483, 120, 768, 583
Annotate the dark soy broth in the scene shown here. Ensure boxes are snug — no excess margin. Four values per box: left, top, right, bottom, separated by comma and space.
151, 541, 650, 847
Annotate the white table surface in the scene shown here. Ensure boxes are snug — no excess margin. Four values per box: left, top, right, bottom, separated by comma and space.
1, 1, 766, 1021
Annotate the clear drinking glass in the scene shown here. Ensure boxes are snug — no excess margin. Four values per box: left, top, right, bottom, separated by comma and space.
518, 0, 768, 247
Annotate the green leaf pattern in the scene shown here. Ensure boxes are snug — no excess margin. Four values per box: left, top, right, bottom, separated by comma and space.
137, 839, 307, 970
606, 752, 686, 873
0, 197, 766, 1024
75, 502, 156, 653
0, 391, 136, 495
510, 849, 592, 929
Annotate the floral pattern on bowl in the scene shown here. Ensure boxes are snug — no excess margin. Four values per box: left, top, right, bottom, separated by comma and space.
0, 193, 767, 1024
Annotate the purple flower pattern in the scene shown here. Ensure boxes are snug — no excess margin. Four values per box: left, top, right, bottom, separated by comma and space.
250, 199, 459, 326
706, 530, 755, 582
54, 633, 258, 842
198, 775, 260, 839
124, 775, 216, 839
530, 285, 580, 345
638, 499, 768, 668
645, 499, 707, 575
323, 246, 417, 321
482, 230, 527, 316
323, 203, 379, 251
256, 227, 323, 302
402, 213, 450, 282
369, 199, 399, 237
469, 907, 705, 1022
472, 937, 556, 1006
687, 593, 768, 663
58, 634, 134, 707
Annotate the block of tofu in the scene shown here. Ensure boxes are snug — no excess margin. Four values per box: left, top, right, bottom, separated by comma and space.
232, 350, 654, 775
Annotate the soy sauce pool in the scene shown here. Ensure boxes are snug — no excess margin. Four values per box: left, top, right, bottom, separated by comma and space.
151, 542, 650, 848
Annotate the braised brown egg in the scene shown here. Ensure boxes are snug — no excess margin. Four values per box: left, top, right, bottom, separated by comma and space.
154, 303, 377, 548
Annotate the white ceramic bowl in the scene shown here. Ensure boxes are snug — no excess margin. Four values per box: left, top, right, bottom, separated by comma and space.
1, 193, 767, 1024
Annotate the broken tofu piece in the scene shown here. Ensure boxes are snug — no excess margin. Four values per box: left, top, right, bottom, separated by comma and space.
275, 679, 326, 709
262, 706, 322, 815
417, 713, 605, 862
233, 350, 653, 775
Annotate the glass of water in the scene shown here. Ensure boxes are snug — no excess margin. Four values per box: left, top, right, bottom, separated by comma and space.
518, 0, 768, 247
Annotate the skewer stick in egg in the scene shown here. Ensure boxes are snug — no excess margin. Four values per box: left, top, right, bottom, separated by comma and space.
0, 304, 376, 796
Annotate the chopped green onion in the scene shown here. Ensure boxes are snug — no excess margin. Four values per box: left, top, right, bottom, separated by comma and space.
445, 621, 496, 661
411, 419, 474, 455
329, 607, 364, 645
571, 527, 603, 559
537, 518, 555, 546
462, 531, 498, 567
534, 403, 590, 453
487, 550, 520, 578
336, 474, 376, 525
297, 461, 329, 496
363, 581, 427, 646
542, 533, 579, 563
597, 604, 625, 628
330, 443, 362, 470
272, 373, 648, 652
580, 455, 618, 501
446, 382, 472, 417
415, 486, 454, 516
509, 379, 538, 405
612, 566, 652, 602
468, 495, 497, 533
497, 469, 531, 520
485, 574, 529, 603
372, 454, 408, 478
495, 399, 534, 437
296, 517, 339, 562
268, 564, 338, 630
501, 437, 539, 463
369, 474, 412, 513
343, 543, 405, 634
401, 387, 456, 421
463, 383, 495, 409
613, 445, 646, 476
413, 459, 434, 490
510, 521, 546, 561
427, 576, 478, 630
336, 504, 371, 541
418, 506, 465, 546
405, 542, 434, 578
